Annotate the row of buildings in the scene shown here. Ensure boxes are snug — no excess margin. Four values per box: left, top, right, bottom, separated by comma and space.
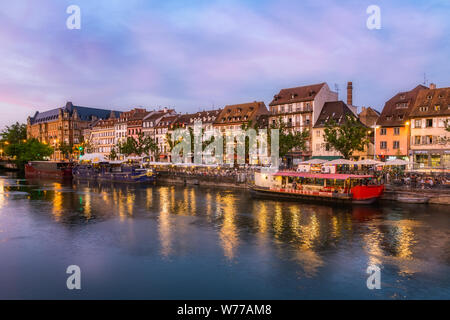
26, 82, 449, 169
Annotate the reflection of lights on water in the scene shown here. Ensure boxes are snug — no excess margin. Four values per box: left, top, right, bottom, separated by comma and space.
205, 192, 212, 220
159, 187, 171, 257
0, 179, 5, 209
273, 203, 283, 239
257, 202, 268, 234
364, 226, 383, 267
190, 189, 196, 215
331, 216, 340, 238
146, 188, 152, 209
290, 211, 324, 277
52, 191, 63, 221
126, 191, 135, 216
219, 193, 238, 260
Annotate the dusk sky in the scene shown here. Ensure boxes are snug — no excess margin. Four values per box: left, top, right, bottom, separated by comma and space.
0, 0, 449, 129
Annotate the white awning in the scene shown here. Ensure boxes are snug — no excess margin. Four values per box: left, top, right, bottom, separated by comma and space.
384, 159, 413, 166
355, 159, 384, 166
298, 159, 328, 165
79, 153, 106, 163
324, 159, 356, 165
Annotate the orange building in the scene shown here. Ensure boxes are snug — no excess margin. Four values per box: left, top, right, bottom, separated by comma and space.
375, 85, 427, 160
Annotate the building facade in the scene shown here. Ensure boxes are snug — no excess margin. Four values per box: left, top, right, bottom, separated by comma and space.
27, 102, 121, 160
268, 83, 338, 162
312, 101, 372, 160
375, 85, 427, 161
89, 118, 117, 157
408, 85, 450, 170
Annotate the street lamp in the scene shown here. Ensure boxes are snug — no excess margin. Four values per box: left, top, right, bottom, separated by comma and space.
373, 125, 380, 160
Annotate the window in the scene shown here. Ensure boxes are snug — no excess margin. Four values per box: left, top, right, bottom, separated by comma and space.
414, 136, 421, 145
434, 105, 440, 111
415, 119, 421, 128
394, 127, 400, 135
380, 128, 387, 135
419, 106, 428, 112
393, 141, 400, 149
426, 119, 433, 127
315, 130, 320, 137
380, 141, 387, 149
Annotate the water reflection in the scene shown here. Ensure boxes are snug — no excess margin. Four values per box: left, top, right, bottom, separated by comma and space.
0, 174, 448, 299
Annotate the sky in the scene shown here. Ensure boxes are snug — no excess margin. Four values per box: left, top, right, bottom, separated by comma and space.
0, 0, 449, 130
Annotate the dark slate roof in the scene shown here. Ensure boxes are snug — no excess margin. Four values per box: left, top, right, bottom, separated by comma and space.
313, 101, 359, 128
29, 102, 121, 124
269, 83, 326, 106
376, 85, 427, 127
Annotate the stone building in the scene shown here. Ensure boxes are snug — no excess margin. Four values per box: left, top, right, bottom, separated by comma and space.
27, 102, 120, 160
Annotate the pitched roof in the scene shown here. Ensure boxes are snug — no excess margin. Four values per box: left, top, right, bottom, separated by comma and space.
29, 101, 121, 124
376, 85, 427, 127
214, 101, 268, 125
269, 83, 326, 106
314, 101, 358, 128
408, 87, 450, 118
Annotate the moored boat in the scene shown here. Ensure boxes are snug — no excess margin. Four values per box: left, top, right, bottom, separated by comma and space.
25, 161, 73, 179
251, 171, 384, 204
73, 161, 156, 184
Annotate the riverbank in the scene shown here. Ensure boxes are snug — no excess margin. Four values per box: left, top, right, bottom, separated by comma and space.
157, 171, 450, 205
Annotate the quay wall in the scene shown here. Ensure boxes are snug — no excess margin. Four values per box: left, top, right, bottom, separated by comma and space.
157, 171, 450, 205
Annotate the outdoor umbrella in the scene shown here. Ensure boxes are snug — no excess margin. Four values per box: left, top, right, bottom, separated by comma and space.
298, 159, 328, 165
355, 159, 384, 166
325, 159, 355, 165
384, 159, 413, 166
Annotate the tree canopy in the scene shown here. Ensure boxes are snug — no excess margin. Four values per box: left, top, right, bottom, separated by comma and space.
323, 115, 370, 159
117, 132, 158, 157
269, 118, 310, 158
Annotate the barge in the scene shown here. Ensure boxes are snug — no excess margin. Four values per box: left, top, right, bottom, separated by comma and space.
25, 161, 73, 179
72, 161, 156, 184
251, 171, 384, 204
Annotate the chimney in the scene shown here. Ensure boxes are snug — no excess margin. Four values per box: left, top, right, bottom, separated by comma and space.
430, 83, 436, 90
347, 82, 353, 106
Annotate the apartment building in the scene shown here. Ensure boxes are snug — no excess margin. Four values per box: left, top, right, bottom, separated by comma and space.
375, 85, 427, 160
408, 85, 450, 170
268, 83, 338, 162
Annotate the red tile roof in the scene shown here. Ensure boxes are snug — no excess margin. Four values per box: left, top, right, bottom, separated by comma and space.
409, 87, 450, 118
376, 85, 427, 127
269, 83, 326, 106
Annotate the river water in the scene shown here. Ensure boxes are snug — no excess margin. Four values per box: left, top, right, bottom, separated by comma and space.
0, 172, 449, 299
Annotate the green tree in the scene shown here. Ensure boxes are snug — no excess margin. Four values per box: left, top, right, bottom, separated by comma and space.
58, 142, 74, 160
323, 114, 370, 159
117, 137, 137, 157
108, 147, 118, 160
269, 118, 310, 158
1, 122, 27, 143
117, 133, 158, 157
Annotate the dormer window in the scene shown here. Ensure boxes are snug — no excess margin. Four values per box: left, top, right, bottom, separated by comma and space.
400, 94, 405, 100
434, 105, 440, 111
419, 106, 428, 112
427, 95, 433, 100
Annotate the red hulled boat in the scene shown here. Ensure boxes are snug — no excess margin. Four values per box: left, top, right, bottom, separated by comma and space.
251, 171, 384, 204
25, 161, 73, 179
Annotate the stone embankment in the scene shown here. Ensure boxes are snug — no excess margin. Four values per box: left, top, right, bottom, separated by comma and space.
157, 171, 450, 205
